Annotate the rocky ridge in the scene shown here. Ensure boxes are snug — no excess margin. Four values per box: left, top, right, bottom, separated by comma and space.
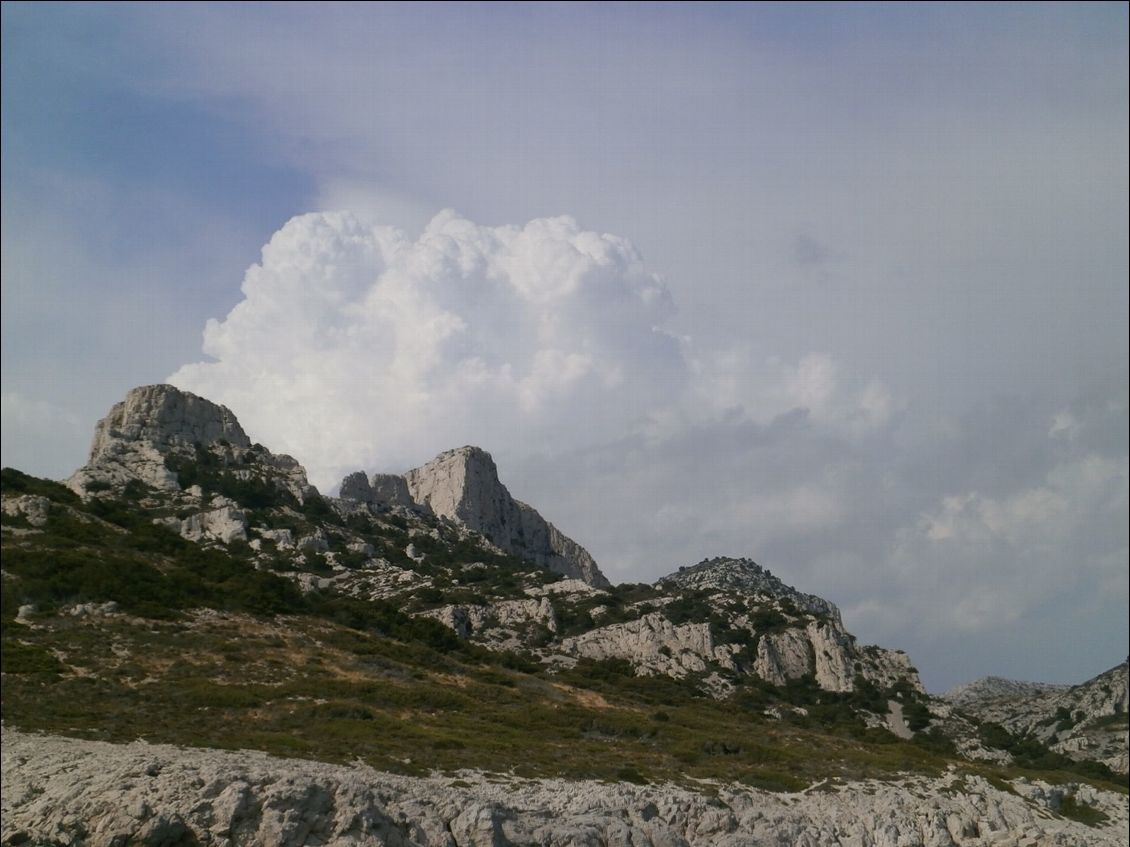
3, 728, 1126, 847
659, 556, 839, 619
944, 661, 1130, 775
3, 379, 1125, 815
362, 446, 609, 587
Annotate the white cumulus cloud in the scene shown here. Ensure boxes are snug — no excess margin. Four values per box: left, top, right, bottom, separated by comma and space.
171, 210, 693, 488
170, 210, 889, 497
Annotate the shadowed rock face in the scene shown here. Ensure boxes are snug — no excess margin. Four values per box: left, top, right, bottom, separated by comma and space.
403, 446, 609, 587
339, 471, 419, 511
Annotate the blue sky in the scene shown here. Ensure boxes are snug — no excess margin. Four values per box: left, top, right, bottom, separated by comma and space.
2, 2, 1127, 691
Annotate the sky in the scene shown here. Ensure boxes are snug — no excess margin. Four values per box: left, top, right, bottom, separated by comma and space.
2, 2, 1127, 692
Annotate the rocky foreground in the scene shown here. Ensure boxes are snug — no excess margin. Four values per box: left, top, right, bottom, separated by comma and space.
3, 729, 1126, 847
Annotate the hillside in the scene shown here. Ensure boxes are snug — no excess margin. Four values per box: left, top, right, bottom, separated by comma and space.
2, 384, 1127, 845
944, 662, 1129, 776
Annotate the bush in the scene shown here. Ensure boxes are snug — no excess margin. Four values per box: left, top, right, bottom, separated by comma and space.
1, 468, 81, 504
1, 639, 64, 675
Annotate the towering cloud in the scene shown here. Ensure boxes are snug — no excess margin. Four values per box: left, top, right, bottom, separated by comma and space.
172, 210, 688, 488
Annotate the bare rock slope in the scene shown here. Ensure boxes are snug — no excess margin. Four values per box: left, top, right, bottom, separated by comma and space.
4, 729, 1126, 847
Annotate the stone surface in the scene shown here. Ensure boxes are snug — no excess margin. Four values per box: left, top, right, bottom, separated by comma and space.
0, 494, 51, 527
89, 383, 252, 459
420, 598, 557, 647
157, 505, 248, 545
67, 385, 249, 496
3, 728, 1127, 847
559, 612, 733, 678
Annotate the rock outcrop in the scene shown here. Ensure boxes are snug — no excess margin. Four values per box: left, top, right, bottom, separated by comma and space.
66, 384, 250, 495
4, 728, 1127, 847
543, 557, 924, 695
659, 556, 839, 620
559, 612, 735, 679
342, 446, 609, 587
65, 384, 315, 504
339, 471, 421, 511
156, 499, 249, 545
420, 597, 558, 647
945, 659, 1130, 774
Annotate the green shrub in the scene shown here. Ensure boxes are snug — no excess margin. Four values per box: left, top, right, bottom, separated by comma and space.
615, 766, 649, 784
1, 467, 81, 504
1, 639, 64, 675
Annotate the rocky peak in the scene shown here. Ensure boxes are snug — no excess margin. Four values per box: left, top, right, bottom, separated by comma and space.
401, 446, 609, 587
659, 556, 840, 620
88, 384, 250, 462
66, 384, 312, 503
402, 446, 501, 523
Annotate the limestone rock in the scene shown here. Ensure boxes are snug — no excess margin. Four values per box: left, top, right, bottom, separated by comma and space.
403, 446, 609, 587
4, 728, 1128, 847
68, 384, 249, 496
754, 627, 813, 686
420, 597, 557, 647
255, 528, 295, 549
66, 384, 317, 505
89, 384, 250, 458
558, 612, 735, 678
525, 578, 607, 598
157, 505, 248, 545
1, 494, 51, 527
659, 557, 839, 620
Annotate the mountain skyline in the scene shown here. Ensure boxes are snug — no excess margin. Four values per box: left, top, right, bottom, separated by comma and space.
2, 3, 1126, 692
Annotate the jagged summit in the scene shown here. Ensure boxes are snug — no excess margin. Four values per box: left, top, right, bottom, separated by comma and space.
342, 445, 610, 588
659, 556, 840, 621
338, 470, 420, 512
